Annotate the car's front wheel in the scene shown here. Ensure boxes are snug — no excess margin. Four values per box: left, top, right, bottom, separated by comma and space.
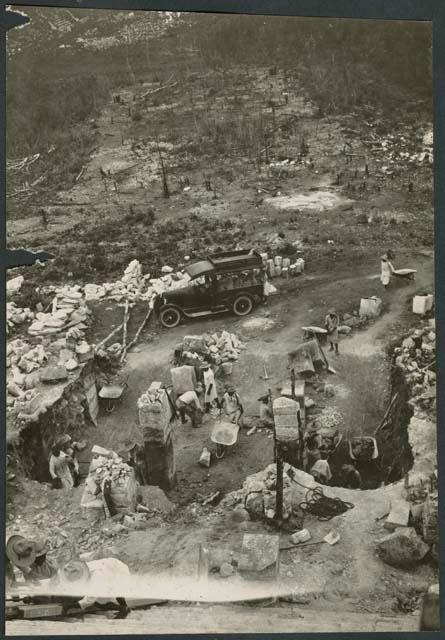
159, 305, 181, 328
232, 294, 253, 317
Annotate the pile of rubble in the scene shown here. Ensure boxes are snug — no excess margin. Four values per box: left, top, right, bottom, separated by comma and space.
6, 280, 90, 338
83, 259, 191, 304
222, 463, 315, 522
6, 325, 92, 414
6, 302, 34, 330
81, 446, 138, 517
367, 126, 433, 169
393, 318, 436, 415
204, 331, 246, 365
179, 331, 246, 366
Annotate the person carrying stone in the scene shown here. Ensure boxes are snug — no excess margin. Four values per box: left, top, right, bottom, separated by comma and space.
176, 387, 203, 428
325, 308, 339, 355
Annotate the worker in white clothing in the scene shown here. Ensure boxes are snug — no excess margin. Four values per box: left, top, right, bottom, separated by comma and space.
380, 252, 395, 289
176, 388, 203, 428
310, 452, 332, 485
49, 445, 74, 489
58, 558, 131, 619
201, 363, 217, 412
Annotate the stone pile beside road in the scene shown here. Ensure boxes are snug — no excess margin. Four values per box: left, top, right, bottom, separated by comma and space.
393, 318, 436, 416
82, 259, 191, 304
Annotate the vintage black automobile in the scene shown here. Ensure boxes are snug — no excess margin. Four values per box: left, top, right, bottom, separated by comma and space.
154, 249, 267, 328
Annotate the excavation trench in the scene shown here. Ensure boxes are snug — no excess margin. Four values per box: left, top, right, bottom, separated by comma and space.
8, 344, 415, 499
308, 345, 414, 492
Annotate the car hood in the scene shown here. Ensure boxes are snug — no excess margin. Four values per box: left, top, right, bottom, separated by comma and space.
162, 285, 195, 302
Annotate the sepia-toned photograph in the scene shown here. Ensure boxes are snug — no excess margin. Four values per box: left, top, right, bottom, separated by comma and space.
4, 5, 438, 634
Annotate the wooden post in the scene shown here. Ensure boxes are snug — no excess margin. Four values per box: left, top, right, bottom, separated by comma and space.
269, 387, 283, 522
290, 368, 304, 468
156, 138, 170, 198
276, 449, 283, 522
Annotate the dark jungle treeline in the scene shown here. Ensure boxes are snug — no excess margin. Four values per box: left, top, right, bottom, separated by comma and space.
7, 9, 431, 165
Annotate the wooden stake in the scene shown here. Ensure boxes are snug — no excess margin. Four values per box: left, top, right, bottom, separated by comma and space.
119, 299, 130, 363
123, 307, 153, 356
374, 393, 399, 436
94, 323, 124, 352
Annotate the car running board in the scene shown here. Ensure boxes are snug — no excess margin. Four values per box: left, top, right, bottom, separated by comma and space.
184, 308, 228, 318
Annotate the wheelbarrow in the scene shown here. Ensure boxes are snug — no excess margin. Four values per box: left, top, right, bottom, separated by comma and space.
210, 420, 240, 459
392, 268, 417, 281
98, 376, 129, 413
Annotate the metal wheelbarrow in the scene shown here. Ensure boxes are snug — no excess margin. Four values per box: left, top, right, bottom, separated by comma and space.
99, 376, 129, 413
210, 420, 240, 459
392, 268, 417, 281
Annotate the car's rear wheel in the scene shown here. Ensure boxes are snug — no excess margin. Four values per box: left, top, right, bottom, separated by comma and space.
159, 305, 181, 328
233, 294, 253, 317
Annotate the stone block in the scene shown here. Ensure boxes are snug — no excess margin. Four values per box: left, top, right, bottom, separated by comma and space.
377, 527, 430, 568
239, 534, 280, 578
170, 365, 197, 395
384, 500, 411, 531
245, 492, 264, 520
199, 447, 211, 468
359, 297, 382, 318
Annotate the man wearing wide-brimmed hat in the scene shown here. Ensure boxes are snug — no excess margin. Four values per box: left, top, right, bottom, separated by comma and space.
6, 535, 57, 582
59, 558, 131, 619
